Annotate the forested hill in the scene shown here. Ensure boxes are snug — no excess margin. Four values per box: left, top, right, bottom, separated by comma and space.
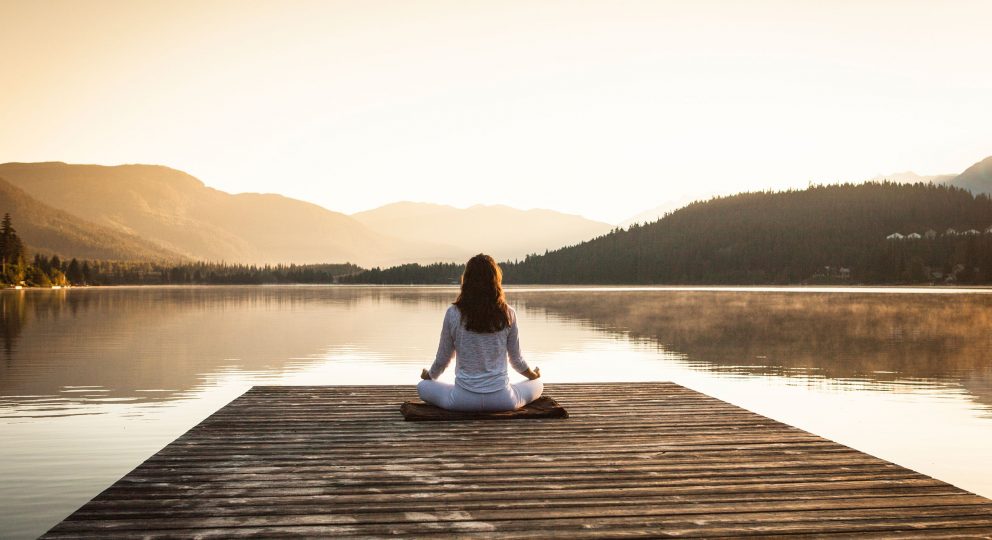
343, 182, 992, 285
505, 182, 992, 284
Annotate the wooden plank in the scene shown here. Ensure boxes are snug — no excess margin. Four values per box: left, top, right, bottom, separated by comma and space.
47, 502, 992, 533
42, 383, 992, 538
92, 478, 952, 503
73, 488, 969, 515
69, 494, 990, 521
91, 474, 941, 501
43, 514, 992, 538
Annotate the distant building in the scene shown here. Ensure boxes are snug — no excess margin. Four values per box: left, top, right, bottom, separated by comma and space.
812, 265, 852, 282
985, 226, 992, 234
945, 228, 958, 236
964, 229, 981, 235
924, 229, 937, 239
906, 232, 922, 239
886, 233, 905, 240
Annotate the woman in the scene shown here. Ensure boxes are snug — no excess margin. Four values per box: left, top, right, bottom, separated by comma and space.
417, 254, 543, 412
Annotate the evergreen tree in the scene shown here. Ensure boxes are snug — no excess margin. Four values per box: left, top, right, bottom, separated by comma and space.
1, 214, 26, 285
34, 254, 50, 273
0, 215, 5, 265
66, 258, 83, 284
1, 213, 25, 265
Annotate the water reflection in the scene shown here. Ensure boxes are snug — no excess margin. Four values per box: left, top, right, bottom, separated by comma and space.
514, 288, 992, 408
1, 290, 27, 361
1, 286, 992, 539
3, 286, 992, 408
516, 289, 992, 377
0, 287, 448, 407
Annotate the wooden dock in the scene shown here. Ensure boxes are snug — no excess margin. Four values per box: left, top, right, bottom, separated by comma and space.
44, 383, 992, 538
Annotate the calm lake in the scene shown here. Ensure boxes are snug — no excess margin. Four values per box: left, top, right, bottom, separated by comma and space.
2, 285, 992, 538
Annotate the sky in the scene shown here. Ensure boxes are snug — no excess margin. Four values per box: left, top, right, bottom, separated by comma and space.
2, 0, 991, 224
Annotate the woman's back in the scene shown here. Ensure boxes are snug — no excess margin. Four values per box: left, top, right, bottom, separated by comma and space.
430, 305, 528, 393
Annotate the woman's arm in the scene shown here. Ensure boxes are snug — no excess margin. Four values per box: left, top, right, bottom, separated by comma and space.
521, 366, 541, 380
424, 307, 456, 379
506, 309, 536, 377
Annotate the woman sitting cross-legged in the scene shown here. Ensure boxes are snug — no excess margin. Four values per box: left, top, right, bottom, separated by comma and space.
417, 254, 543, 412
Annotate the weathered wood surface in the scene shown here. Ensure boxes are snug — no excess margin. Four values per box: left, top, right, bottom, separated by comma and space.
43, 383, 992, 538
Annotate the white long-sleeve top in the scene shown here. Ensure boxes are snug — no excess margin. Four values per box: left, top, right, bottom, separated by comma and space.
428, 304, 531, 393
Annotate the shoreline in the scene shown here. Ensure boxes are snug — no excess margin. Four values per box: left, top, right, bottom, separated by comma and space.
5, 283, 992, 292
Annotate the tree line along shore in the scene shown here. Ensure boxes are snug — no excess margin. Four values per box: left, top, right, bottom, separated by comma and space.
1, 213, 362, 287
5, 182, 992, 288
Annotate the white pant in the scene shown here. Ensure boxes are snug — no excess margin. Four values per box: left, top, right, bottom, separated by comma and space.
417, 379, 544, 412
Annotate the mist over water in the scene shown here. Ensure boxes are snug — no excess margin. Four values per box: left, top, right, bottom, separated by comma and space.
2, 286, 991, 539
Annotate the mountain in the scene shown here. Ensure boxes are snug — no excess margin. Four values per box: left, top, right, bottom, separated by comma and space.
352, 202, 613, 261
0, 176, 181, 261
0, 162, 456, 267
869, 155, 992, 195
501, 182, 992, 284
948, 156, 992, 195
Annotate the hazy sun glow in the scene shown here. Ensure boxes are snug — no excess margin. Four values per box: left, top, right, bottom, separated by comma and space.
2, 0, 990, 223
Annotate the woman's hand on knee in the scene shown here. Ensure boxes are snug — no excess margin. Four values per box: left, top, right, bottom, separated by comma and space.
420, 368, 432, 380
523, 366, 540, 380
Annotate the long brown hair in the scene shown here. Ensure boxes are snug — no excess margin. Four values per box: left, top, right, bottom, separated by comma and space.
453, 254, 510, 333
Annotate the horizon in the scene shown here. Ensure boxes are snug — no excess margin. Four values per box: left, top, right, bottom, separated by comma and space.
3, 1, 991, 223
